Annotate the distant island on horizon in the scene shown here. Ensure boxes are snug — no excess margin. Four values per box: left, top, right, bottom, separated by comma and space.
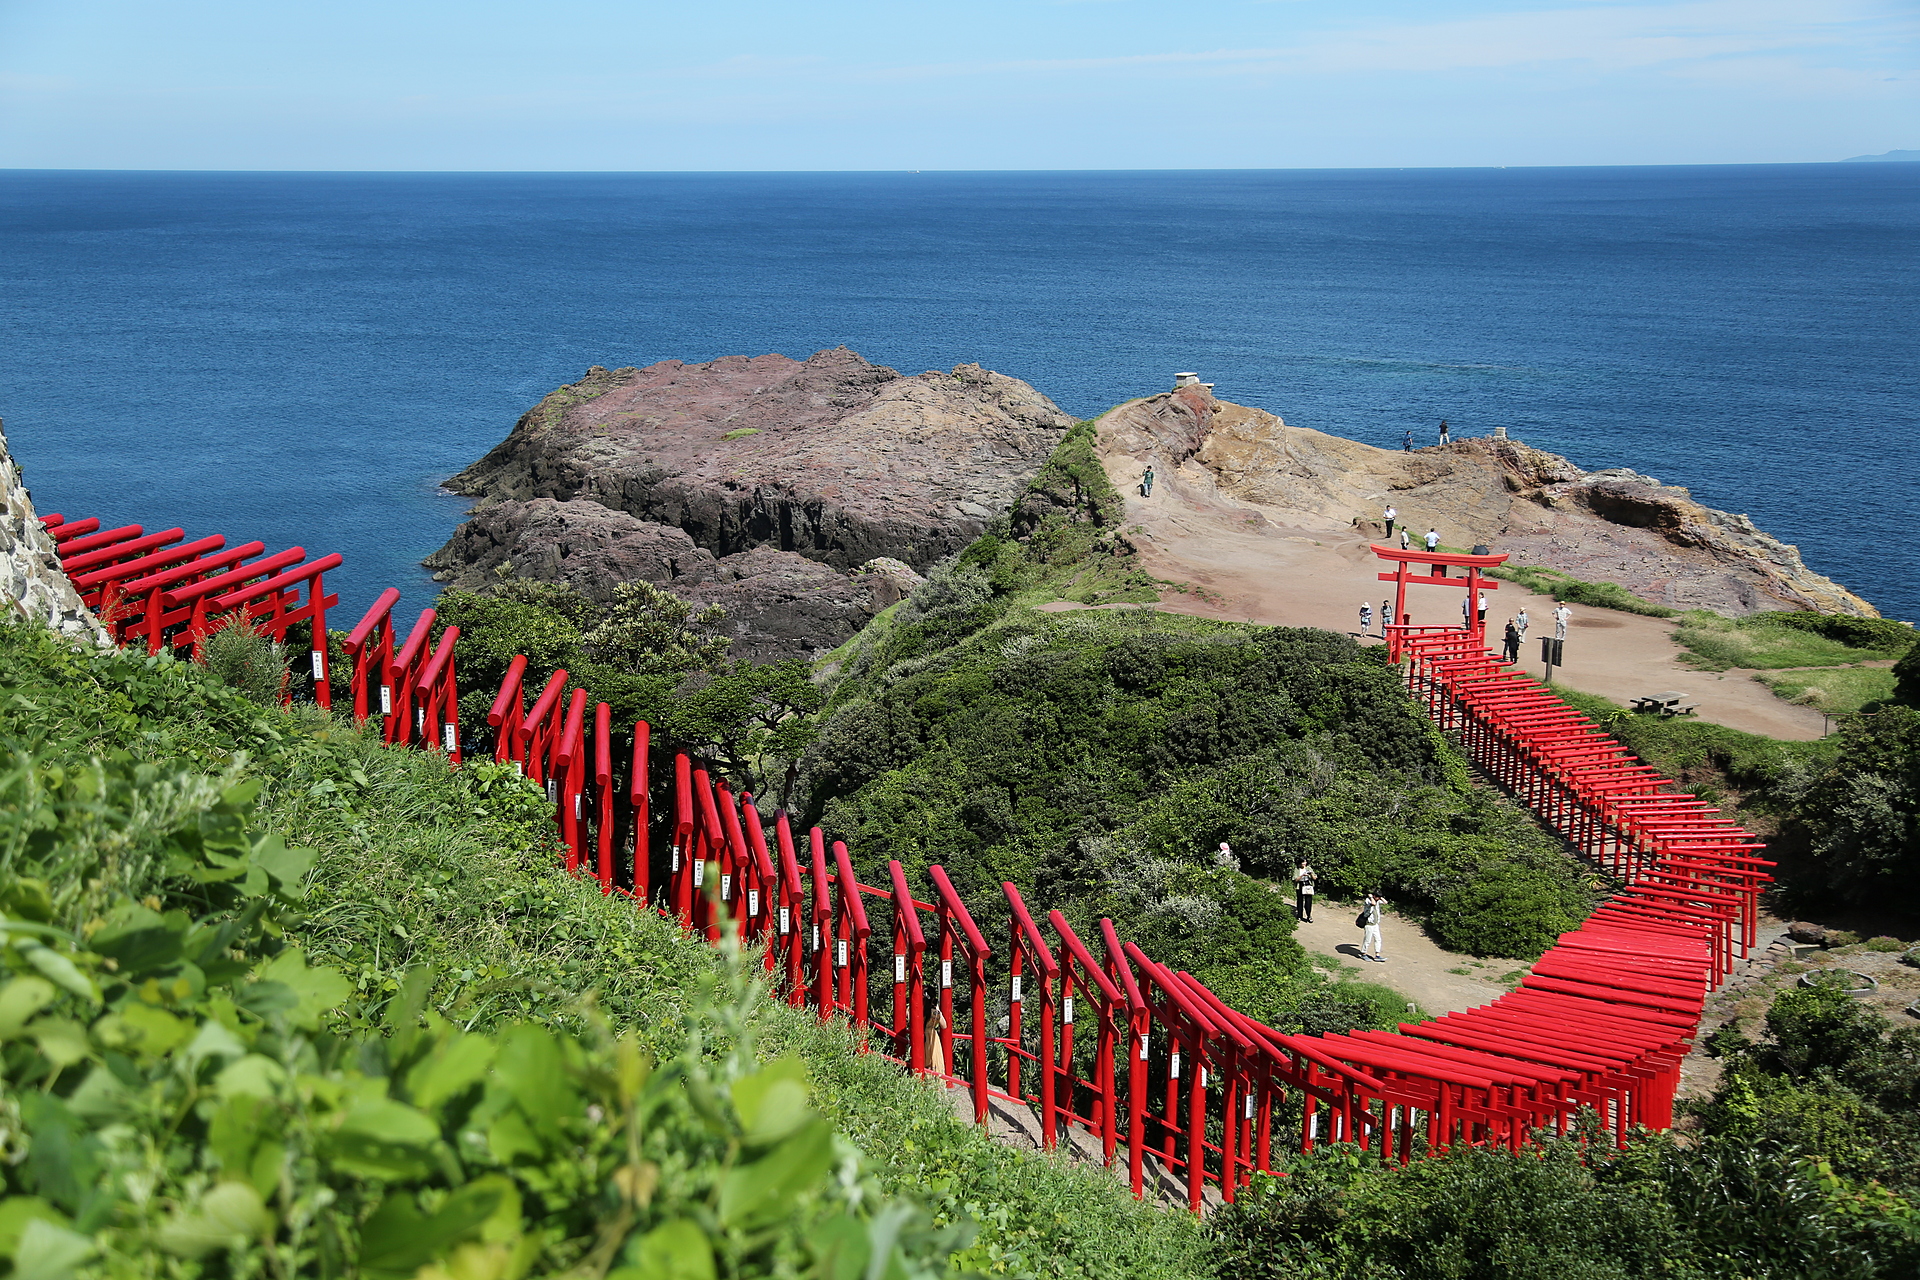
1841, 149, 1920, 162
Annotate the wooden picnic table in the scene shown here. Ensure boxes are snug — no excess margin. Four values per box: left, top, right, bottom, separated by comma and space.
1631, 691, 1698, 716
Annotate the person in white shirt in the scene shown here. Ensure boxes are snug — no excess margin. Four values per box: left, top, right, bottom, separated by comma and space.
1383, 505, 1397, 539
1554, 603, 1572, 640
1360, 893, 1388, 961
1291, 863, 1317, 922
1425, 528, 1439, 552
1516, 607, 1530, 642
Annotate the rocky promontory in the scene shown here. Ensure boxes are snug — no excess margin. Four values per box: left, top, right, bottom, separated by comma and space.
1099, 384, 1877, 617
428, 349, 1074, 658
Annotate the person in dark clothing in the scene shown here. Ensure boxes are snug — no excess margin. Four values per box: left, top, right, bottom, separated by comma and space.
1438, 420, 1451, 446
1503, 619, 1521, 663
1291, 863, 1317, 922
1403, 430, 1414, 452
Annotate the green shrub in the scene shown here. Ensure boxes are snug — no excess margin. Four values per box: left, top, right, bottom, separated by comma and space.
202, 621, 292, 706
1426, 864, 1593, 959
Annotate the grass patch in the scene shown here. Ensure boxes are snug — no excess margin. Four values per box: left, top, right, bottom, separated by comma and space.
1674, 610, 1914, 672
720, 426, 761, 440
1482, 562, 1679, 618
1753, 666, 1898, 715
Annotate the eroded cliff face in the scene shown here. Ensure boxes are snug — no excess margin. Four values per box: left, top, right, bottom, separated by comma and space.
2, 422, 108, 645
430, 348, 1066, 658
1098, 389, 1878, 618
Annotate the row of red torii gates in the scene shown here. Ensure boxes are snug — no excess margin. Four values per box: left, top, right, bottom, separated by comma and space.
41, 510, 1766, 1213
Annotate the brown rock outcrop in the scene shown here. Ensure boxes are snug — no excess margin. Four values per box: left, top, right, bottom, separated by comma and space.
429, 349, 1066, 659
445, 348, 1073, 570
1099, 388, 1877, 618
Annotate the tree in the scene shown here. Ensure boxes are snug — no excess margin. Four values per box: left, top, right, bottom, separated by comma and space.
1786, 706, 1920, 904
583, 580, 731, 675
664, 659, 824, 805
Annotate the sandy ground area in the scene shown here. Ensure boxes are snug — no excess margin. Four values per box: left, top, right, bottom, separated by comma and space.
1289, 899, 1527, 1018
1098, 484, 1828, 742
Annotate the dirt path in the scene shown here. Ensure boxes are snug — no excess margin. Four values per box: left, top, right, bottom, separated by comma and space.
1291, 899, 1526, 1018
1098, 472, 1827, 741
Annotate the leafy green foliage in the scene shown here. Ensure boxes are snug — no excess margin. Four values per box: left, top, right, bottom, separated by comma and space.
1773, 706, 1920, 907
805, 604, 1592, 1024
0, 618, 1213, 1280
433, 581, 815, 794
0, 720, 973, 1280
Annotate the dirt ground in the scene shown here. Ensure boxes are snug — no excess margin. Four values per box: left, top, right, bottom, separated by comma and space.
1289, 899, 1527, 1019
1097, 482, 1828, 742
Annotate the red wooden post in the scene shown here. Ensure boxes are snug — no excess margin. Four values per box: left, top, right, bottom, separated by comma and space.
774, 814, 806, 1003
673, 754, 694, 927
594, 702, 613, 892
629, 721, 650, 901
487, 655, 528, 766
555, 689, 588, 873
345, 588, 400, 727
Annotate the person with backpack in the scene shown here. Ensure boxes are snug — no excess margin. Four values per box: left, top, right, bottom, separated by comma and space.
1358, 893, 1389, 962
1141, 463, 1155, 498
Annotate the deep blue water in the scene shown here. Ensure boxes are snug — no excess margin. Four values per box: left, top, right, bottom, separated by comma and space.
2, 166, 1915, 624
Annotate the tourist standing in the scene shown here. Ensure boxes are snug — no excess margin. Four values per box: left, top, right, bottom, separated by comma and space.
1477, 591, 1488, 625
1359, 602, 1374, 637
1292, 863, 1317, 922
1503, 618, 1521, 663
1383, 505, 1397, 539
1425, 528, 1440, 552
1141, 463, 1155, 497
1403, 430, 1414, 452
1554, 603, 1572, 640
1438, 420, 1451, 446
1399, 528, 1411, 551
1382, 598, 1393, 633
1516, 607, 1530, 644
1359, 893, 1388, 961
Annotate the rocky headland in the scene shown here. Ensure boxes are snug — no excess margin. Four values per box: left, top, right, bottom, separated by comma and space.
427, 348, 1076, 659
430, 358, 1877, 666
1098, 384, 1876, 617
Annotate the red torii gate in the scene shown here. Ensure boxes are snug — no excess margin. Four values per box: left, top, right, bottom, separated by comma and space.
1374, 543, 1509, 660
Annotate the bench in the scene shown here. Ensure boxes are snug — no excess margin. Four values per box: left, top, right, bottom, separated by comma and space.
1663, 702, 1699, 717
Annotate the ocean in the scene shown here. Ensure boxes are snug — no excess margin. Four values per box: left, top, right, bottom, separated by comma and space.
1, 165, 1914, 623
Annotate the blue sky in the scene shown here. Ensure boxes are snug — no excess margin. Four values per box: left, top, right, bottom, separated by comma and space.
0, 0, 1911, 169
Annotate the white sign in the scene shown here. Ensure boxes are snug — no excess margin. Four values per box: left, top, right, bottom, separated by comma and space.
443, 724, 457, 753
311, 650, 325, 680
1170, 1052, 1181, 1079
721, 874, 732, 900
836, 939, 848, 969
693, 861, 705, 887
1063, 997, 1074, 1025
894, 954, 905, 983
379, 685, 391, 715
942, 960, 953, 989
749, 890, 760, 916
779, 907, 790, 935
1139, 1034, 1150, 1061
1010, 975, 1022, 1003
